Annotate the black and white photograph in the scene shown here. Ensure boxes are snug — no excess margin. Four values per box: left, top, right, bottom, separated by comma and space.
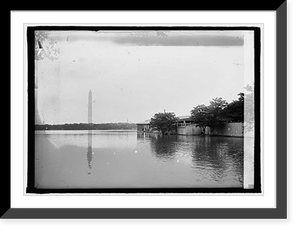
27, 26, 260, 193
5, 1, 290, 223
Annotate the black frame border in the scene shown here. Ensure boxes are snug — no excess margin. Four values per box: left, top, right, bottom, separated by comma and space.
3, 1, 287, 219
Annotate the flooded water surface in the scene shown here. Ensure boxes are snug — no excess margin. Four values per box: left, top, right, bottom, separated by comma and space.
35, 131, 244, 189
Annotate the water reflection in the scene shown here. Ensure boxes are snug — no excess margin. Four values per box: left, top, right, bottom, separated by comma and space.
149, 134, 177, 161
36, 131, 244, 188
137, 133, 244, 186
137, 132, 177, 161
190, 136, 244, 184
137, 132, 150, 140
87, 130, 93, 174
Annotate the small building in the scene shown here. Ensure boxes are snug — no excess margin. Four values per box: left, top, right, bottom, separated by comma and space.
136, 120, 150, 132
176, 116, 202, 136
136, 116, 244, 137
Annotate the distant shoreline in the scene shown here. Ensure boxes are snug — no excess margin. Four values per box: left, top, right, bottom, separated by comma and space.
35, 129, 137, 134
35, 123, 137, 131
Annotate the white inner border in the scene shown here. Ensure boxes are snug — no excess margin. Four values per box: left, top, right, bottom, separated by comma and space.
11, 11, 276, 208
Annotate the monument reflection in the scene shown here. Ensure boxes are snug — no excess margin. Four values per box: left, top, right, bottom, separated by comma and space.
87, 130, 93, 174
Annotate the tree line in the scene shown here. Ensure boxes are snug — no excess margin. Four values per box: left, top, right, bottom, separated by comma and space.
190, 92, 244, 132
150, 91, 246, 135
35, 123, 137, 130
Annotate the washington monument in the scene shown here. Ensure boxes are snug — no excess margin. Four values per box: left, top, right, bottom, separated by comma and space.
88, 90, 92, 124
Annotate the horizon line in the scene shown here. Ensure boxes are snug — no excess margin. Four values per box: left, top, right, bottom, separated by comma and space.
35, 121, 139, 125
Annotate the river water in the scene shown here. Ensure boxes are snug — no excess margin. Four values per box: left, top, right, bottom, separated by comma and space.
34, 130, 244, 189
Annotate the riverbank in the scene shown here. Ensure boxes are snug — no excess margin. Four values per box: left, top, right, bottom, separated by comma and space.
138, 122, 245, 138
35, 122, 137, 131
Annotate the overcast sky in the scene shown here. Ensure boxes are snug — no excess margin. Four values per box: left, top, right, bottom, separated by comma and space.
35, 30, 253, 124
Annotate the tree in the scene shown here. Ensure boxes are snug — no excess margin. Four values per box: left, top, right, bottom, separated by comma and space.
149, 112, 178, 135
190, 104, 210, 132
190, 97, 228, 132
223, 92, 244, 122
